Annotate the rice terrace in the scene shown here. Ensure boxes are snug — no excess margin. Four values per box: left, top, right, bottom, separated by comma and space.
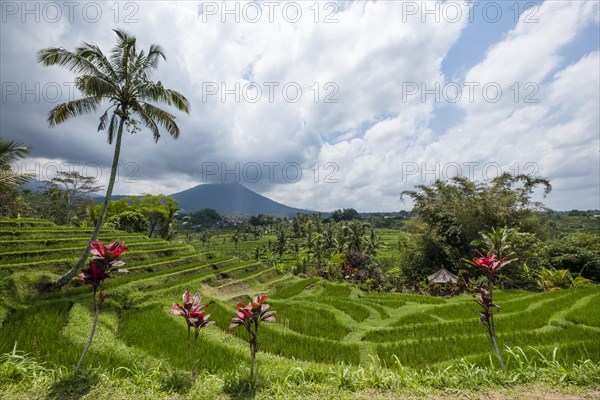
1, 1, 600, 399
1, 215, 599, 399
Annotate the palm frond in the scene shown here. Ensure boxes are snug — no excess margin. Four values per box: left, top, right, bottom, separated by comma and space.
97, 104, 118, 132
48, 97, 101, 126
0, 170, 32, 191
76, 42, 119, 82
141, 44, 166, 73
131, 101, 161, 142
129, 50, 148, 81
0, 137, 32, 191
137, 82, 190, 113
76, 75, 118, 98
98, 109, 109, 132
165, 89, 190, 113
37, 47, 106, 79
136, 102, 180, 141
0, 137, 30, 166
111, 29, 137, 82
106, 112, 118, 144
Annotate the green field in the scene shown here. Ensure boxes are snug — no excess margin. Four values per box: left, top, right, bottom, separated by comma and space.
1, 218, 599, 399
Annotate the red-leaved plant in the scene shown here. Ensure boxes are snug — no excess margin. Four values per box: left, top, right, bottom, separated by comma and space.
76, 240, 128, 372
465, 249, 515, 372
169, 291, 214, 379
229, 295, 275, 382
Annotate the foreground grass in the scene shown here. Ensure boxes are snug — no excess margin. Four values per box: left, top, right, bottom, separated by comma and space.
1, 348, 599, 400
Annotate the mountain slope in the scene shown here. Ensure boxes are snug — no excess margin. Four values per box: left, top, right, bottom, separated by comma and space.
169, 183, 313, 216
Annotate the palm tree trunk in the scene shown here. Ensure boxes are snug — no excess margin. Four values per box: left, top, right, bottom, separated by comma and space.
52, 118, 125, 290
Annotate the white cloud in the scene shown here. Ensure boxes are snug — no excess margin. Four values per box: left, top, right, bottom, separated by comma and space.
2, 1, 598, 212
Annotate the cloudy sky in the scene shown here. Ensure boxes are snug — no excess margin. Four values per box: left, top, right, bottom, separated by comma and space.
1, 0, 599, 212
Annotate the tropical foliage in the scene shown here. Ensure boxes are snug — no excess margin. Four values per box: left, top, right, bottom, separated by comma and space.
229, 295, 276, 382
0, 136, 32, 217
466, 247, 515, 371
169, 291, 214, 379
0, 136, 31, 192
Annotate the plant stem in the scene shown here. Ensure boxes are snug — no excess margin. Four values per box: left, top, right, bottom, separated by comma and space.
250, 339, 256, 383
76, 286, 99, 373
187, 326, 196, 379
488, 313, 505, 372
247, 326, 257, 383
486, 284, 505, 372
193, 330, 199, 379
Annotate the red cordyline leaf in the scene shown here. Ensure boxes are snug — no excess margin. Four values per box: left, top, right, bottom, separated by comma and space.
90, 241, 107, 257
107, 240, 128, 257
169, 291, 214, 329
78, 240, 128, 287
77, 261, 106, 287
229, 295, 276, 329
470, 250, 516, 280
90, 240, 128, 259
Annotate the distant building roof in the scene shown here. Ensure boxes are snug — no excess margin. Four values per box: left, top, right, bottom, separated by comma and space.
427, 267, 458, 284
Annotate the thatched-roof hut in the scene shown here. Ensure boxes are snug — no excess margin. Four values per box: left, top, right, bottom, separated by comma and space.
427, 267, 457, 284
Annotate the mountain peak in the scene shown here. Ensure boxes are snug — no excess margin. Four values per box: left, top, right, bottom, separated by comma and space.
170, 183, 313, 217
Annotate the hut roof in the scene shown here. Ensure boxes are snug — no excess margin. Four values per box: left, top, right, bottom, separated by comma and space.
427, 267, 458, 284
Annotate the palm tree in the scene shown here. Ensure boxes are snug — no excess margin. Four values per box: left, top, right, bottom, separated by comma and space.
310, 234, 325, 269
321, 223, 335, 251
0, 136, 32, 192
332, 223, 346, 255
38, 29, 190, 289
365, 228, 382, 256
200, 230, 213, 249
304, 229, 315, 264
231, 230, 241, 252
253, 245, 264, 262
275, 225, 289, 258
343, 220, 368, 253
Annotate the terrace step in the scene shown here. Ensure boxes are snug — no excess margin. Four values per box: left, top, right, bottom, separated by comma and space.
0, 242, 195, 261
0, 235, 156, 249
103, 258, 245, 295
204, 262, 263, 287
0, 219, 57, 228
0, 228, 124, 238
0, 246, 197, 270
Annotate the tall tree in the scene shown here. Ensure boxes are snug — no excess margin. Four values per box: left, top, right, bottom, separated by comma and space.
45, 171, 103, 226
128, 194, 179, 238
38, 29, 190, 289
331, 208, 360, 222
401, 173, 551, 270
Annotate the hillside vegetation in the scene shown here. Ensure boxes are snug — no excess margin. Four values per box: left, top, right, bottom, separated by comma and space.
1, 218, 599, 399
